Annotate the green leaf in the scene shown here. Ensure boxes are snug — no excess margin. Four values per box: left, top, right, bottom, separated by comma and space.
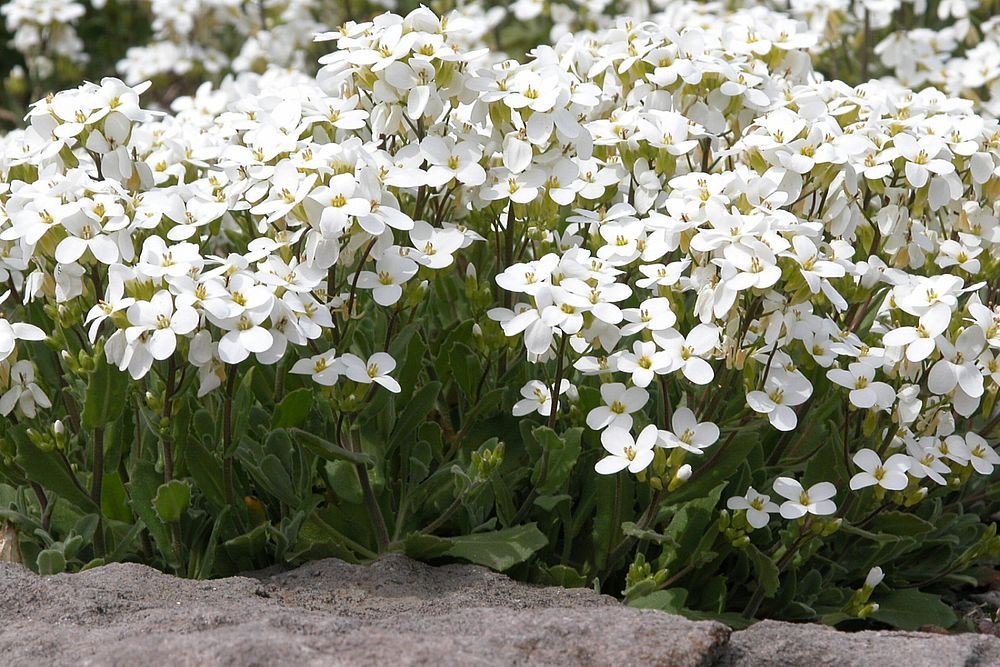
106, 520, 148, 563
402, 532, 453, 560
745, 543, 780, 597
153, 480, 191, 524
534, 426, 582, 494
660, 483, 725, 569
37, 548, 66, 575
629, 589, 688, 612
195, 506, 230, 579
229, 368, 256, 455
871, 511, 935, 536
222, 523, 269, 571
534, 494, 571, 512
289, 428, 373, 466
254, 454, 300, 507
620, 521, 679, 546
537, 564, 588, 588
82, 353, 129, 429
444, 523, 548, 571
272, 388, 314, 429
668, 433, 759, 504
12, 427, 97, 513
126, 460, 175, 564
187, 436, 226, 510
394, 326, 426, 403
871, 589, 957, 630
388, 381, 441, 454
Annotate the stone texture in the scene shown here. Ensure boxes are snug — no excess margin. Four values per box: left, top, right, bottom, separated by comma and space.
4, 555, 1000, 666
719, 619, 1000, 667
0, 555, 729, 667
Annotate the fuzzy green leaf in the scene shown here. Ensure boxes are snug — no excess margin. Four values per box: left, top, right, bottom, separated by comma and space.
153, 480, 191, 523
82, 354, 129, 429
444, 523, 548, 571
871, 589, 957, 630
272, 388, 314, 429
289, 428, 373, 465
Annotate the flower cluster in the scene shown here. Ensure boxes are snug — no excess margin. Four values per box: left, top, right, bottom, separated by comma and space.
1, 3, 999, 622
475, 14, 1000, 534
1, 0, 86, 80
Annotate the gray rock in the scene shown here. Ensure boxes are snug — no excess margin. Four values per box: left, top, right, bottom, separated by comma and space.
5, 555, 1000, 667
719, 619, 1000, 667
0, 555, 729, 667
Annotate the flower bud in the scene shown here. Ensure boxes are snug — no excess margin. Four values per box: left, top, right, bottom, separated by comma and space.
865, 566, 884, 589
857, 602, 879, 619
667, 464, 692, 491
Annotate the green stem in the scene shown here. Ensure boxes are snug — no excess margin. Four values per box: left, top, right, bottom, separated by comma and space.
603, 488, 665, 575
221, 366, 238, 510
161, 358, 184, 565
742, 526, 812, 619
349, 428, 389, 553
512, 333, 569, 523
606, 473, 624, 566
91, 427, 106, 558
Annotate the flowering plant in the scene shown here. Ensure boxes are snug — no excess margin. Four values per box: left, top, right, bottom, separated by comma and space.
1, 2, 1000, 630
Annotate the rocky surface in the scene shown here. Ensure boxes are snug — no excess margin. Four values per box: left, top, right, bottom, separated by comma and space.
0, 555, 728, 667
1, 555, 999, 666
718, 619, 1000, 667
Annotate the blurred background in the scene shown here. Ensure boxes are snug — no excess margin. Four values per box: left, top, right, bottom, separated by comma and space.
1, 0, 999, 129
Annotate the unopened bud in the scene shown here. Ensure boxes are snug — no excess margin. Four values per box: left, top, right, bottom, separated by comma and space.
857, 602, 879, 619
864, 566, 885, 590
667, 464, 692, 491
820, 518, 843, 536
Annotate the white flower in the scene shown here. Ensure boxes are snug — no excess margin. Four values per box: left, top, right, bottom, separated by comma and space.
0, 360, 51, 418
905, 438, 950, 485
594, 425, 657, 475
927, 326, 986, 398
512, 379, 571, 417
653, 324, 719, 385
773, 478, 837, 519
617, 340, 672, 388
355, 253, 419, 307
891, 133, 954, 189
217, 311, 273, 365
125, 290, 199, 362
585, 383, 648, 431
849, 449, 912, 491
965, 432, 1000, 475
747, 375, 811, 432
881, 304, 952, 363
826, 362, 896, 410
864, 566, 885, 590
659, 407, 719, 454
290, 350, 342, 387
0, 318, 46, 362
340, 352, 401, 393
727, 487, 780, 529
